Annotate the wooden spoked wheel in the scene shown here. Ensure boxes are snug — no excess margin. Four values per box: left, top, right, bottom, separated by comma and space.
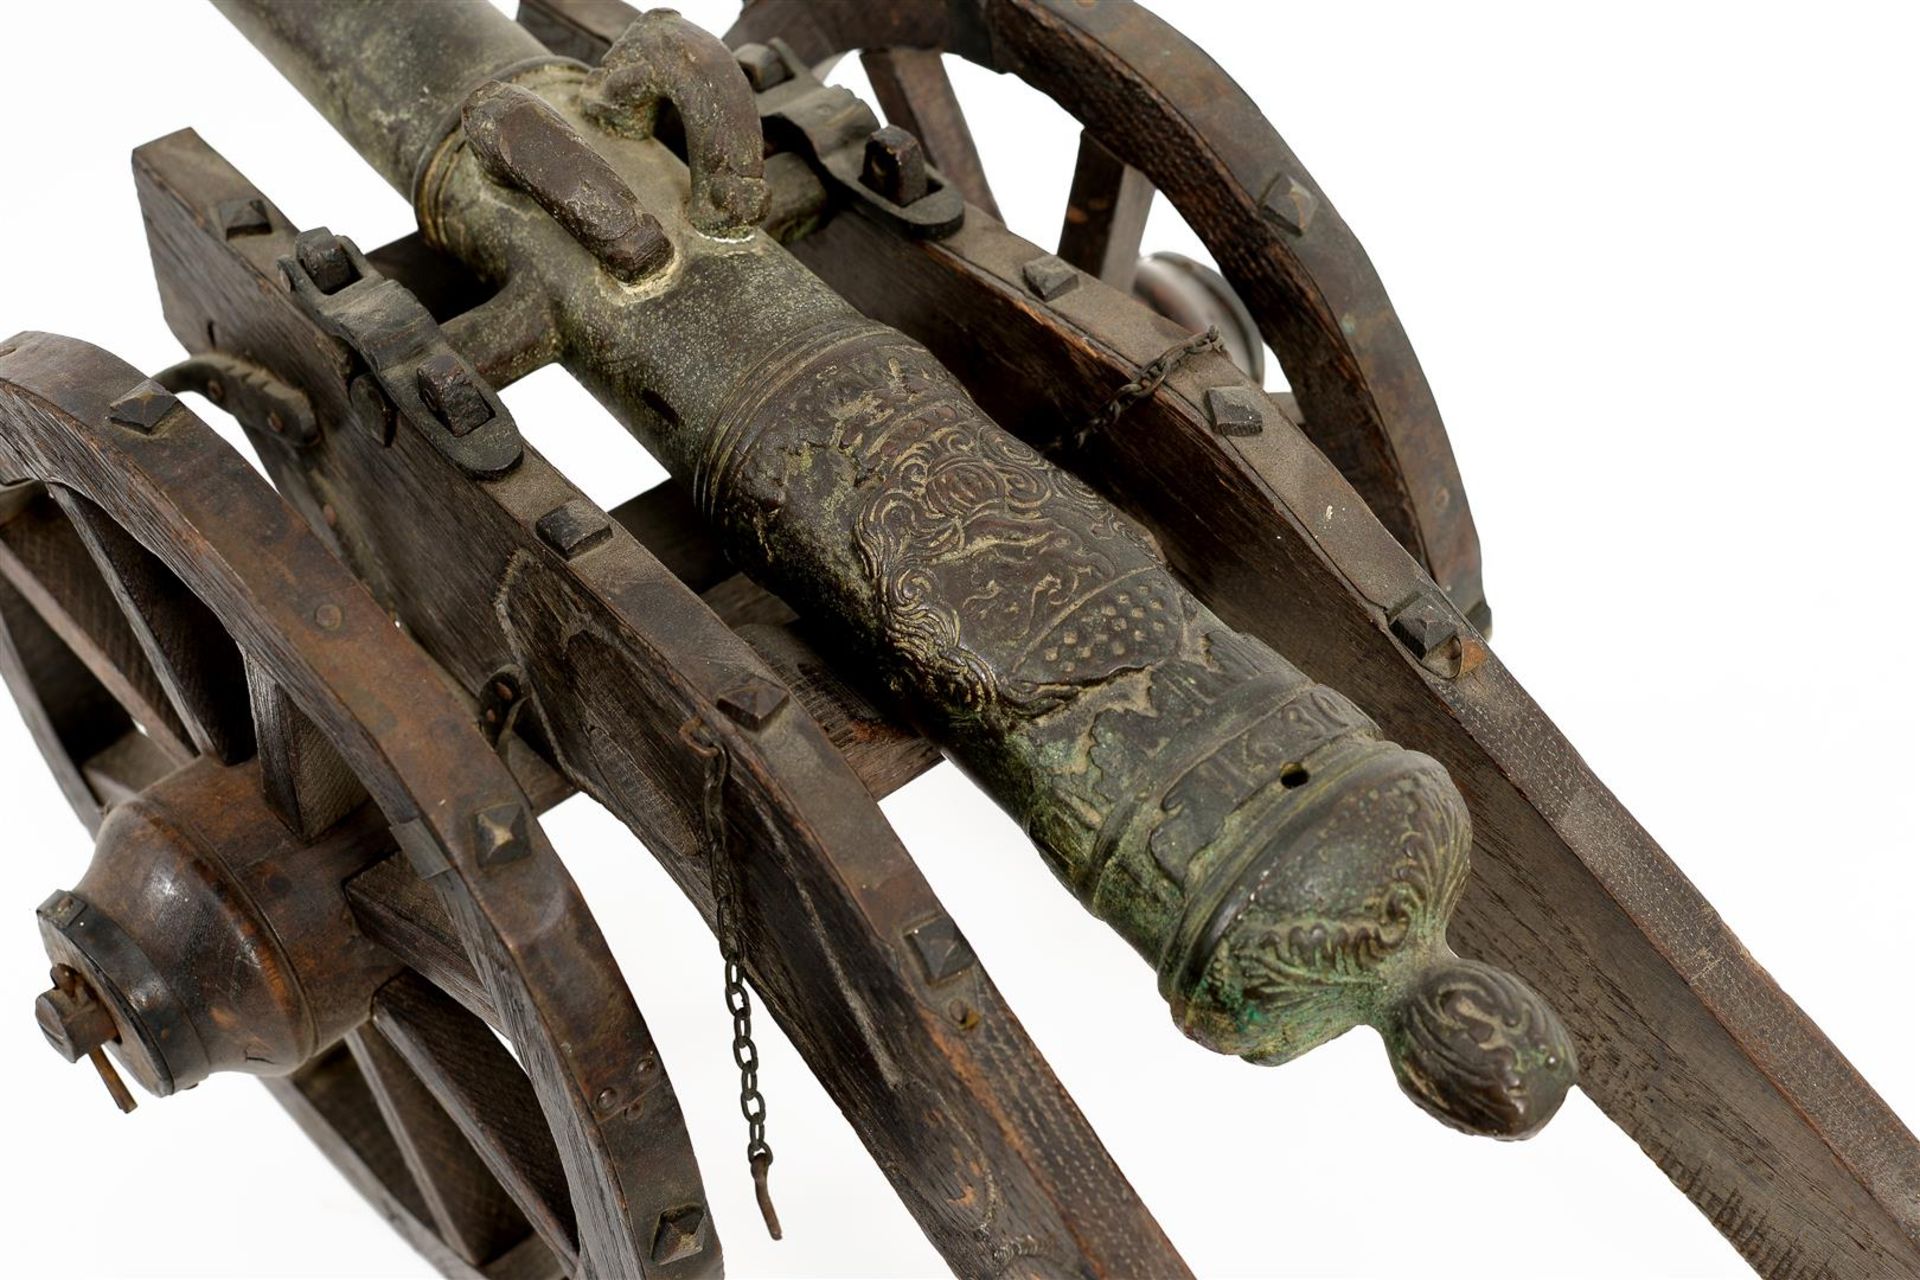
0, 332, 716, 1280
717, 0, 1491, 629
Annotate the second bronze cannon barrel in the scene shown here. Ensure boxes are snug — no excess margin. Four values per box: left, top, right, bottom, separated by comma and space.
219, 0, 1574, 1136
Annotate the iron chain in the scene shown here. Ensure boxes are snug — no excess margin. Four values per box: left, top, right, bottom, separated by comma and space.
693, 721, 783, 1239
1071, 325, 1223, 449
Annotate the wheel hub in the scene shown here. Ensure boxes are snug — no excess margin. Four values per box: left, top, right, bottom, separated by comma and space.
31, 755, 401, 1101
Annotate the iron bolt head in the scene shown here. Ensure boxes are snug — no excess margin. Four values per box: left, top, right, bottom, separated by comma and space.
293, 229, 358, 294
1261, 173, 1317, 236
106, 379, 182, 435
472, 802, 531, 869
1389, 596, 1455, 658
905, 915, 976, 985
414, 353, 494, 437
1203, 386, 1267, 437
217, 197, 271, 239
715, 675, 790, 730
1021, 254, 1081, 302
735, 43, 790, 92
1389, 591, 1487, 678
535, 498, 613, 560
861, 125, 930, 206
651, 1205, 708, 1265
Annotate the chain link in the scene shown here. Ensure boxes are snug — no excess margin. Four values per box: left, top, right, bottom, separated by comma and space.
1070, 325, 1223, 450
692, 722, 782, 1239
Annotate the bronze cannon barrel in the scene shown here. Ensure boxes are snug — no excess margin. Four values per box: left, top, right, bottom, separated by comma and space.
211, 0, 558, 194
218, 0, 1574, 1136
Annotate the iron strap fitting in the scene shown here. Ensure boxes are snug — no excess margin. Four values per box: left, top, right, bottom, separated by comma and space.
280, 228, 526, 479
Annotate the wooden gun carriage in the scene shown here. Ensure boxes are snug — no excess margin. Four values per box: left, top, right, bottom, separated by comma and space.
1, 1, 1915, 1276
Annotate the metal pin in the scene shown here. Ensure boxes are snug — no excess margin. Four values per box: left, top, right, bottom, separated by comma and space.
87, 1047, 138, 1114
751, 1147, 782, 1240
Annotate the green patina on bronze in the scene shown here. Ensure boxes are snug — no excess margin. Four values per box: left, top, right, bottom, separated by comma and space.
693, 320, 1575, 1138
219, 0, 1575, 1137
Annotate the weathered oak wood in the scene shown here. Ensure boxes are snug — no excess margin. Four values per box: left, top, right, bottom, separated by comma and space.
778, 188, 1920, 1276
735, 621, 941, 801
347, 855, 496, 1027
0, 568, 134, 829
134, 125, 1188, 1280
1057, 129, 1153, 290
75, 727, 178, 814
373, 972, 582, 1272
348, 1023, 535, 1267
0, 331, 717, 1279
0, 489, 195, 761
860, 47, 1001, 218
722, 0, 1489, 627
607, 480, 734, 593
247, 656, 366, 839
266, 1047, 567, 1280
48, 485, 254, 763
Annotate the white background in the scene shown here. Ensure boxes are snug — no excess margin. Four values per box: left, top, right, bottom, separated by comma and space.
1, 3, 1916, 1277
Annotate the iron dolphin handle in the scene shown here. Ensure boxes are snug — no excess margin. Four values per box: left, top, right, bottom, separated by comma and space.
696, 318, 1577, 1139
581, 7, 770, 237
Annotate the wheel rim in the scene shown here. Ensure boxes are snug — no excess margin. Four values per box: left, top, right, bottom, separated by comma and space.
725, 0, 1490, 627
0, 331, 718, 1279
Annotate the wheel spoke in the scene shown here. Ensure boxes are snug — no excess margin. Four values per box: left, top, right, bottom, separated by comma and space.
48, 486, 253, 762
373, 972, 582, 1272
347, 1023, 534, 1269
0, 488, 194, 760
480, 1234, 571, 1280
247, 656, 366, 839
0, 569, 136, 830
4, 329, 700, 1278
860, 47, 1002, 218
265, 1047, 566, 1280
77, 731, 177, 812
1057, 129, 1154, 290
268, 1045, 437, 1233
347, 855, 496, 1024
